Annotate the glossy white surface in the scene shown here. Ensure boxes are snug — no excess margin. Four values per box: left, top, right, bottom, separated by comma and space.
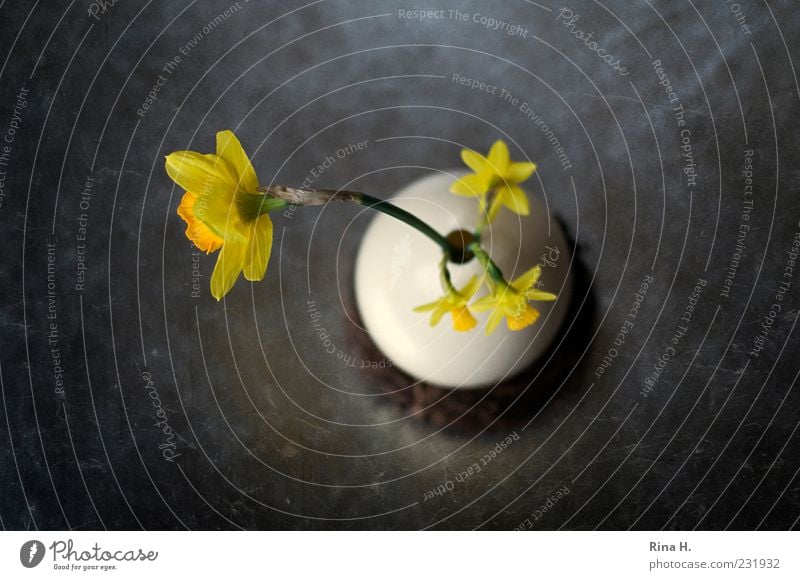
354, 171, 572, 388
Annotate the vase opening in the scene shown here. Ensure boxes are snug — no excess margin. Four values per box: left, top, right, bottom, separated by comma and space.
446, 229, 475, 264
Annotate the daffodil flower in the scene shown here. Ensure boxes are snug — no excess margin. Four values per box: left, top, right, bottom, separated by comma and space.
471, 266, 557, 334
167, 130, 284, 300
449, 140, 537, 222
414, 276, 482, 332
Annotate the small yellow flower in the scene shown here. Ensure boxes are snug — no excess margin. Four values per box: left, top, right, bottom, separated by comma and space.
471, 265, 557, 335
166, 130, 275, 301
414, 276, 481, 332
450, 140, 537, 222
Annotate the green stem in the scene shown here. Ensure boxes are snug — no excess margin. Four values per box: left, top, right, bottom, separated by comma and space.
473, 193, 493, 242
439, 254, 455, 294
358, 193, 456, 257
468, 242, 507, 288
258, 185, 458, 258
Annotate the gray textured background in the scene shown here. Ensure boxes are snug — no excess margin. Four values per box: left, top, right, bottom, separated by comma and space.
1, 0, 799, 530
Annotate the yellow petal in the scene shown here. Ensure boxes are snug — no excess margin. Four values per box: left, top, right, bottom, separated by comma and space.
506, 161, 537, 183
507, 305, 540, 331
511, 265, 542, 293
487, 140, 510, 172
198, 193, 249, 243
242, 214, 273, 281
460, 149, 490, 175
487, 195, 503, 222
499, 183, 530, 216
484, 307, 505, 335
513, 268, 557, 301
216, 130, 259, 193
165, 151, 237, 196
450, 173, 489, 197
429, 304, 448, 326
413, 301, 440, 313
458, 275, 482, 299
210, 240, 247, 300
529, 290, 558, 302
450, 307, 477, 331
470, 294, 497, 312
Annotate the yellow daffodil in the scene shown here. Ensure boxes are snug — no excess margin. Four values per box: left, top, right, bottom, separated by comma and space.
167, 130, 279, 301
450, 140, 537, 222
414, 276, 482, 332
471, 266, 557, 335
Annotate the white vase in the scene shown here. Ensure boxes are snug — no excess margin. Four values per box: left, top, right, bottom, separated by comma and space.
354, 171, 572, 389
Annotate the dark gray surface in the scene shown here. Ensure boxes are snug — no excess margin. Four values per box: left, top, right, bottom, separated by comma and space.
1, 0, 799, 530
